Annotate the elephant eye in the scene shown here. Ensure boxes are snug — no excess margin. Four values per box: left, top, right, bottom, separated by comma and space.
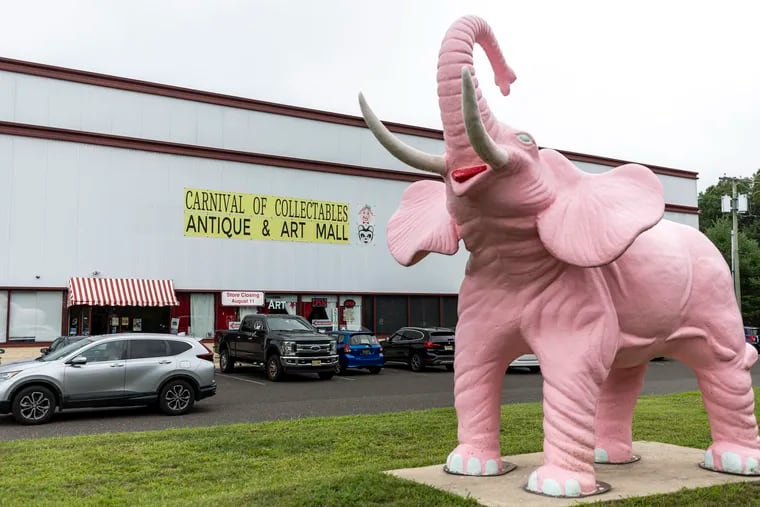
516, 133, 534, 145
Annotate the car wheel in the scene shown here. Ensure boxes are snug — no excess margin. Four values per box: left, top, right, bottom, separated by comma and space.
219, 348, 234, 373
410, 353, 424, 372
445, 364, 454, 372
12, 385, 56, 425
368, 366, 382, 374
266, 354, 284, 382
159, 379, 195, 416
338, 358, 349, 375
318, 372, 334, 380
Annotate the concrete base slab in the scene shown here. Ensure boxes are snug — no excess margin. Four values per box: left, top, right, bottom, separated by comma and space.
386, 441, 760, 506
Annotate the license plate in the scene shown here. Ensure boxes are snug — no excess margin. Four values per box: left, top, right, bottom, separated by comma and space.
361, 349, 371, 355
311, 360, 321, 366
445, 346, 453, 351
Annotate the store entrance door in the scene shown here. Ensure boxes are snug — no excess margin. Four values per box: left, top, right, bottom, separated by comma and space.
91, 307, 109, 335
66, 306, 92, 336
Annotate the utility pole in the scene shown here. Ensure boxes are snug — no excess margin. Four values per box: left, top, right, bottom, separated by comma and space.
720, 176, 750, 308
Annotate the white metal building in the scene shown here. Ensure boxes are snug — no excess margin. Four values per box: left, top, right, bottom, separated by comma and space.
0, 57, 700, 346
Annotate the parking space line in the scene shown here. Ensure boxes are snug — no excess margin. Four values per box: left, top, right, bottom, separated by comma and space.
334, 376, 357, 381
217, 373, 267, 386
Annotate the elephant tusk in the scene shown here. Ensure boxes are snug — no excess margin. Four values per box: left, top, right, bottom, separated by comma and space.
461, 67, 509, 170
358, 92, 447, 175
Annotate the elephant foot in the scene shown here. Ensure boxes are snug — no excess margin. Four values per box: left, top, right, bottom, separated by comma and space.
594, 446, 641, 464
443, 444, 516, 476
525, 464, 610, 498
701, 442, 760, 475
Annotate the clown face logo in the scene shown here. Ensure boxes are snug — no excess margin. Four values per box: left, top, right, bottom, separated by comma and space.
358, 205, 374, 225
358, 224, 374, 244
356, 204, 376, 245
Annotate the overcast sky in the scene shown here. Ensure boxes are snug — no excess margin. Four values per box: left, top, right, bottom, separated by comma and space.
2, 0, 758, 191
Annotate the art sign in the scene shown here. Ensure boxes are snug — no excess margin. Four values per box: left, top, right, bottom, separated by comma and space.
184, 188, 350, 244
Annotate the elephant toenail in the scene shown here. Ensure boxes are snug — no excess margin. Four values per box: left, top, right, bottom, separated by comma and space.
527, 471, 538, 491
704, 450, 714, 469
541, 478, 562, 496
564, 479, 581, 497
448, 453, 463, 473
594, 448, 609, 463
746, 457, 759, 474
722, 452, 742, 473
485, 459, 499, 475
466, 457, 481, 475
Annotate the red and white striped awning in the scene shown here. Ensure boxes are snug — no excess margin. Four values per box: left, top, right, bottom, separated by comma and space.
67, 277, 179, 307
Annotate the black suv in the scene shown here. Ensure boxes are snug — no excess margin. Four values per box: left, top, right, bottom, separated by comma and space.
382, 327, 455, 372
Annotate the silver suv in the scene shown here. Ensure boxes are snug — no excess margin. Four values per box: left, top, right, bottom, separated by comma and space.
0, 333, 217, 425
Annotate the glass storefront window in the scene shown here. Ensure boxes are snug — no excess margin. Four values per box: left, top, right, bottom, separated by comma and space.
0, 291, 7, 343
362, 295, 375, 333
441, 296, 459, 329
339, 295, 362, 331
410, 296, 441, 328
301, 295, 338, 329
190, 293, 214, 339
238, 306, 261, 319
8, 291, 63, 343
376, 296, 407, 335
264, 295, 298, 315
303, 295, 330, 322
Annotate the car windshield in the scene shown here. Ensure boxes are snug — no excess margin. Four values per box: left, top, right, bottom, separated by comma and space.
349, 334, 379, 345
47, 337, 64, 352
39, 338, 95, 361
746, 327, 759, 335
267, 317, 315, 332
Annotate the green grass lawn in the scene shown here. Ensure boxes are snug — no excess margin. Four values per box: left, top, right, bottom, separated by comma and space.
2, 390, 760, 506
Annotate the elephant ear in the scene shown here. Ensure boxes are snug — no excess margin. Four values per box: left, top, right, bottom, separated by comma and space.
537, 149, 665, 267
387, 180, 460, 266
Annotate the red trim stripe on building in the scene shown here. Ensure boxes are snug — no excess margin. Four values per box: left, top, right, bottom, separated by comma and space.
0, 56, 699, 180
67, 277, 179, 307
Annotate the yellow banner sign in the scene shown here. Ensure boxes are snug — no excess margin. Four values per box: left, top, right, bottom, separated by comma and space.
183, 188, 350, 244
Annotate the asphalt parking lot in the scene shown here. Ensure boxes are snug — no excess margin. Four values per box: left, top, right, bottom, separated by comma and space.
2, 360, 760, 441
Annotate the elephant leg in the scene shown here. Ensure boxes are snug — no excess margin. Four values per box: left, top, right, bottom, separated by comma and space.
594, 363, 648, 463
697, 343, 760, 475
526, 365, 607, 497
444, 318, 511, 476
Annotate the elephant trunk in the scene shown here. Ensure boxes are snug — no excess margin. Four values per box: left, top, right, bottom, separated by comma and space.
437, 16, 516, 169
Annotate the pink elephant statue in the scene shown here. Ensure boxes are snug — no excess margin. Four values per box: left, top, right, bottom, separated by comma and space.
359, 14, 760, 498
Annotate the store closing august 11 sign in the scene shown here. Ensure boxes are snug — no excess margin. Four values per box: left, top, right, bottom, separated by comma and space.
183, 188, 354, 244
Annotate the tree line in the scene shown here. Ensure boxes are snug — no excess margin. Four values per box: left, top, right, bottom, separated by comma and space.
698, 169, 760, 326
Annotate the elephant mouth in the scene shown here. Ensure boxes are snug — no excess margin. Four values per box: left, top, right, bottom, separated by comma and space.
451, 164, 488, 183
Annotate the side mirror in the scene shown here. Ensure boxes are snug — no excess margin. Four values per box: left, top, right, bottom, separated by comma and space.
40, 347, 50, 354
69, 355, 87, 366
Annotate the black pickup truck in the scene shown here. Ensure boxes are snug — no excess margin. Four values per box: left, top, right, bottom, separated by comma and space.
214, 314, 339, 381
